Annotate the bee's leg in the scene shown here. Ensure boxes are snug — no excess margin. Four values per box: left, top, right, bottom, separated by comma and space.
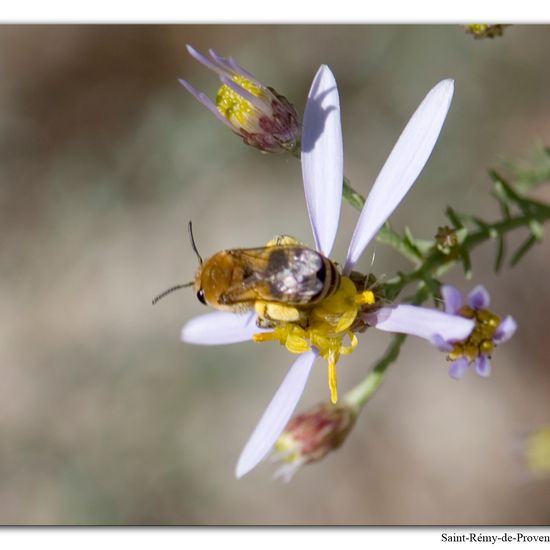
256, 316, 276, 329
255, 301, 306, 324
218, 278, 260, 306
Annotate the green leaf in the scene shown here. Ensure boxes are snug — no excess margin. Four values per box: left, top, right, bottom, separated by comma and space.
510, 234, 537, 267
455, 227, 469, 244
415, 239, 435, 255
494, 233, 506, 273
529, 219, 544, 241
459, 246, 473, 279
376, 225, 423, 264
445, 206, 464, 229
497, 192, 512, 221
505, 143, 550, 193
403, 226, 424, 258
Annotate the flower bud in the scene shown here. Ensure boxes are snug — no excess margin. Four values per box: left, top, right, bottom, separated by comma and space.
435, 225, 458, 254
180, 45, 301, 153
272, 402, 357, 481
464, 24, 508, 39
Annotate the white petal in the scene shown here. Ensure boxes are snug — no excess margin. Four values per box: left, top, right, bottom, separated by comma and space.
235, 351, 317, 479
368, 304, 474, 342
301, 65, 343, 256
181, 311, 268, 345
344, 79, 455, 273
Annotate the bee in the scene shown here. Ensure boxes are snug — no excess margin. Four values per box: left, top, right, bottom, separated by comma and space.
153, 222, 341, 325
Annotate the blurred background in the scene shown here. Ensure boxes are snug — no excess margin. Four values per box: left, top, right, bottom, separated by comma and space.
0, 25, 549, 525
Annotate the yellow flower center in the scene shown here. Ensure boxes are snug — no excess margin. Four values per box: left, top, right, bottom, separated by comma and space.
216, 75, 263, 127
447, 305, 500, 362
252, 277, 375, 404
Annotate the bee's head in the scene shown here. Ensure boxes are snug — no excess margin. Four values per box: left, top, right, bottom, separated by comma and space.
194, 251, 235, 309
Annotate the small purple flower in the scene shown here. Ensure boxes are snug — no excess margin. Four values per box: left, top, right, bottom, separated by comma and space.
183, 67, 471, 478
430, 285, 517, 380
179, 45, 300, 153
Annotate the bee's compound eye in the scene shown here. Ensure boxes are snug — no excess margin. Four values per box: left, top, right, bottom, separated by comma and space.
197, 289, 206, 305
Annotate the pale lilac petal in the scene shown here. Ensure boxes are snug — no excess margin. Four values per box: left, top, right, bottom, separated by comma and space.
235, 351, 317, 478
344, 79, 455, 273
494, 315, 517, 344
449, 357, 469, 379
441, 285, 463, 315
301, 65, 343, 256
207, 48, 238, 75
178, 78, 234, 130
468, 285, 490, 310
475, 354, 491, 377
186, 44, 231, 78
227, 56, 260, 82
208, 49, 261, 84
368, 304, 474, 342
181, 311, 269, 345
430, 334, 454, 352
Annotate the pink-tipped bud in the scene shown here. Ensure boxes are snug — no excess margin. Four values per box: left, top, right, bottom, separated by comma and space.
217, 82, 301, 153
182, 46, 301, 153
272, 402, 357, 481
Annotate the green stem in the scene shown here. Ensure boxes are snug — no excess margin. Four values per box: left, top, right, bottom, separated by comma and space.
342, 286, 429, 412
344, 178, 423, 262
343, 177, 366, 211
344, 334, 407, 411
384, 212, 550, 298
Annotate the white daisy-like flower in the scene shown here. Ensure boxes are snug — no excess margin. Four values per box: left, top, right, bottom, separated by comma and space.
182, 66, 474, 478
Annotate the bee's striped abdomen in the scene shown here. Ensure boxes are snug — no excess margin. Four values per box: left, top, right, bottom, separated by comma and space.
310, 255, 341, 304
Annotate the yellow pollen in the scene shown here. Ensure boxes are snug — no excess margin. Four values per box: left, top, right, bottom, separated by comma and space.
253, 276, 375, 403
216, 75, 264, 126
355, 290, 375, 306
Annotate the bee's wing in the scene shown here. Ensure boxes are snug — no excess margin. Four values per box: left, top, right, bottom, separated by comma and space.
217, 248, 274, 305
220, 246, 324, 306
264, 247, 324, 303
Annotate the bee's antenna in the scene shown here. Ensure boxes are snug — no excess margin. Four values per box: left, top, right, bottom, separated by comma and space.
188, 221, 203, 264
152, 282, 194, 305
